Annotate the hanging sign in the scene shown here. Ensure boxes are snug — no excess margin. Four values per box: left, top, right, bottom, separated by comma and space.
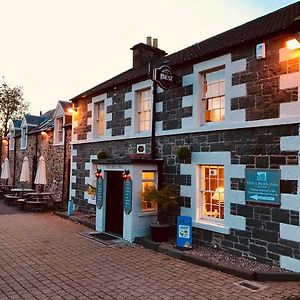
153, 65, 177, 90
123, 178, 132, 214
96, 177, 104, 209
245, 169, 280, 205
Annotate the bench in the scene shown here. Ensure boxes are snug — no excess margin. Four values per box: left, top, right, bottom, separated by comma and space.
17, 198, 26, 210
24, 201, 47, 212
4, 194, 19, 206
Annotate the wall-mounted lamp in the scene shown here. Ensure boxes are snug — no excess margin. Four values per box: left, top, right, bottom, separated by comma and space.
95, 168, 103, 179
122, 169, 131, 179
68, 107, 77, 114
41, 131, 48, 136
2, 139, 8, 145
286, 33, 300, 50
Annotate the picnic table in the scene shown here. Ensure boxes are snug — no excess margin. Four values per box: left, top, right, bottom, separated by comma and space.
23, 192, 56, 211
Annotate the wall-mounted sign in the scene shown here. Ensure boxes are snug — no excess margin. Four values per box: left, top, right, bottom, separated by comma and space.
123, 178, 132, 214
245, 169, 280, 205
153, 65, 177, 90
96, 177, 104, 209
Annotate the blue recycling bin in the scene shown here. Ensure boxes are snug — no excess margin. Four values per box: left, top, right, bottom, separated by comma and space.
176, 216, 192, 249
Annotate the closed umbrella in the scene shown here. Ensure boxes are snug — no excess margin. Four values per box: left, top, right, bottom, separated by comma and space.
34, 156, 47, 186
20, 156, 30, 183
1, 158, 10, 180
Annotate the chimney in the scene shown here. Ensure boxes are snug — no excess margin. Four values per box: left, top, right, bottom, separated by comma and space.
130, 37, 167, 68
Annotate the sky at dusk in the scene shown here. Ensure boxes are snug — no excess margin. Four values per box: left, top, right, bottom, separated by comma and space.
0, 0, 298, 115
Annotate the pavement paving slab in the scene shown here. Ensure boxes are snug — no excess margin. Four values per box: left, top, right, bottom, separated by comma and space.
0, 200, 300, 299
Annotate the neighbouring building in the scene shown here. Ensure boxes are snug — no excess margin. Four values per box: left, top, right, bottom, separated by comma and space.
8, 101, 72, 207
69, 3, 300, 271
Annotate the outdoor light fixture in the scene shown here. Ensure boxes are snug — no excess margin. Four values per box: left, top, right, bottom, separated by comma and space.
286, 33, 300, 50
2, 139, 8, 145
95, 168, 103, 179
122, 169, 131, 179
41, 131, 48, 136
68, 107, 77, 114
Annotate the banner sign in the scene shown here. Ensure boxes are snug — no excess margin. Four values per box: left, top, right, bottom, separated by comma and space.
245, 169, 280, 205
123, 178, 132, 214
153, 65, 177, 90
96, 177, 104, 209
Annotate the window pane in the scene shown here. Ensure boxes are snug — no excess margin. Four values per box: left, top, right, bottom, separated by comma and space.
202, 68, 225, 123
137, 89, 151, 132
201, 165, 224, 220
141, 171, 156, 211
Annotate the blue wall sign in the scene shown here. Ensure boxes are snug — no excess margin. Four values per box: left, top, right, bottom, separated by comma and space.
176, 216, 192, 249
245, 169, 280, 205
123, 178, 132, 214
96, 177, 104, 209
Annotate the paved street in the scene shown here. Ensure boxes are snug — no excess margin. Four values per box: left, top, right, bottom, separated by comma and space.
0, 200, 300, 299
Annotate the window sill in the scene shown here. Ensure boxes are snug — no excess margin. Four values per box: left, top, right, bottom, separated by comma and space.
192, 220, 230, 234
53, 142, 64, 146
139, 210, 157, 217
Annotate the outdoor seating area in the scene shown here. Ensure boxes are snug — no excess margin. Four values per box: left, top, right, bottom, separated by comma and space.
0, 155, 62, 212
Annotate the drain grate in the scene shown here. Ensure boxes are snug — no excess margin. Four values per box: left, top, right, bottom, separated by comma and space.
234, 280, 266, 292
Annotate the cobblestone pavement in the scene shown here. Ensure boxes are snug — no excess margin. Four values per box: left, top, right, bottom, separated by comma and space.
0, 203, 300, 299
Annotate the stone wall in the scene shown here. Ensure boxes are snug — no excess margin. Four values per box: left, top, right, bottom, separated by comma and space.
9, 129, 71, 203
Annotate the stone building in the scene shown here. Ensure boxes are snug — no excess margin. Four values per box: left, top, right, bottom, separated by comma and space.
69, 3, 300, 271
8, 101, 72, 207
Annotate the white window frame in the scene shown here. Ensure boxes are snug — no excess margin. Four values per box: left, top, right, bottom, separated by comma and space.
95, 100, 105, 137
141, 170, 157, 213
201, 67, 225, 124
200, 165, 224, 224
20, 126, 28, 149
136, 88, 151, 133
54, 116, 64, 146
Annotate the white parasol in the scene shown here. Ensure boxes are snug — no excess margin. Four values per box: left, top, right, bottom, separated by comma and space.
1, 158, 10, 180
34, 156, 47, 185
20, 156, 30, 183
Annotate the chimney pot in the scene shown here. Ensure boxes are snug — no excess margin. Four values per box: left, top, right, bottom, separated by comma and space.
153, 38, 158, 48
40, 111, 42, 116
146, 36, 152, 46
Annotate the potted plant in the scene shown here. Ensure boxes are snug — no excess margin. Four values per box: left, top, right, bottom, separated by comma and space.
142, 185, 178, 242
176, 146, 191, 163
97, 150, 108, 160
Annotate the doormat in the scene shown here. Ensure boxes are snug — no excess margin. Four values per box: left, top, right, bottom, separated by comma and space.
78, 231, 129, 246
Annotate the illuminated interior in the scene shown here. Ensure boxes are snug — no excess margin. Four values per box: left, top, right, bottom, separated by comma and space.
201, 165, 224, 220
141, 171, 157, 211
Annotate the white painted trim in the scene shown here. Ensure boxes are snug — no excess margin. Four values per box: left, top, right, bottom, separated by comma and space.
280, 256, 300, 272
280, 223, 300, 242
70, 115, 300, 145
193, 220, 230, 234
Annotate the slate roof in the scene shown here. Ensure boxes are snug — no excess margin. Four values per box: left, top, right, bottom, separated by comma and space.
25, 114, 48, 126
70, 1, 300, 102
12, 119, 22, 129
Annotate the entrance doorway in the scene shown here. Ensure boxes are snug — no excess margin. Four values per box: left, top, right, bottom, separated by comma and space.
105, 171, 124, 236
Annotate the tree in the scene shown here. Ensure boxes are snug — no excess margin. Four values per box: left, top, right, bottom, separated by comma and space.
0, 81, 29, 137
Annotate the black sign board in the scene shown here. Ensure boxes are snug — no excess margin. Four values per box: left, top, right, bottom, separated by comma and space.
123, 178, 132, 214
96, 177, 104, 209
153, 65, 177, 90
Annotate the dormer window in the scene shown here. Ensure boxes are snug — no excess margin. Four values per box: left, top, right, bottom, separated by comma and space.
21, 127, 28, 149
54, 117, 64, 145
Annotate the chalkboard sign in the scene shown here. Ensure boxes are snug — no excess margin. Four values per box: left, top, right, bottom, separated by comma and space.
246, 169, 280, 205
96, 177, 104, 209
123, 178, 132, 214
